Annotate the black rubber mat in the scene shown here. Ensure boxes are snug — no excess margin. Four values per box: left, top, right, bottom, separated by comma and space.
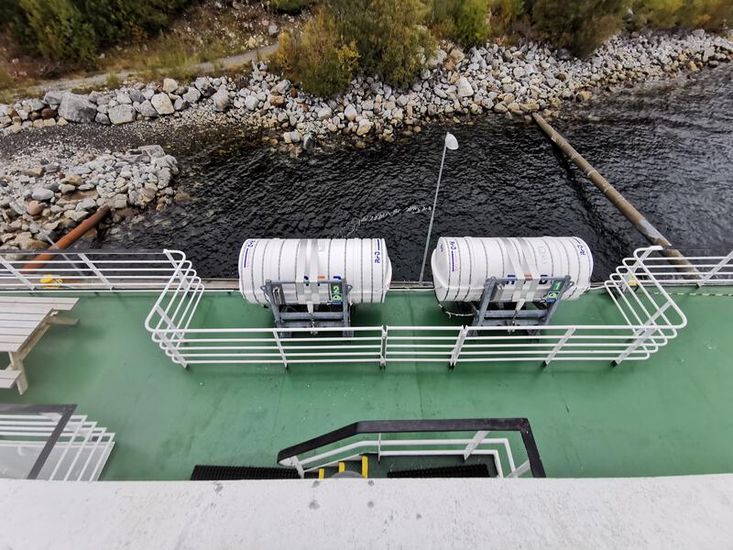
387, 463, 491, 478
191, 465, 301, 480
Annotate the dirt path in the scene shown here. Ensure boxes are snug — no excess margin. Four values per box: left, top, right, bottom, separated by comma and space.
20, 43, 279, 96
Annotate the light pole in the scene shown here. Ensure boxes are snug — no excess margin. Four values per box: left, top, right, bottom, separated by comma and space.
418, 132, 459, 283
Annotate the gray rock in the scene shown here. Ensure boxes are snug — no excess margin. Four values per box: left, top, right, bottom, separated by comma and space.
456, 77, 474, 98
137, 100, 159, 118
31, 188, 55, 201
29, 99, 45, 112
244, 95, 259, 111
110, 194, 128, 209
317, 106, 332, 120
58, 93, 96, 123
183, 88, 201, 104
151, 93, 175, 115
95, 113, 111, 125
139, 145, 166, 158
212, 86, 231, 112
108, 104, 136, 125
116, 92, 132, 105
162, 78, 179, 94
356, 119, 373, 136
76, 198, 97, 211
195, 77, 213, 94
173, 98, 188, 111
344, 104, 358, 121
64, 210, 89, 222
129, 90, 146, 103
43, 91, 64, 106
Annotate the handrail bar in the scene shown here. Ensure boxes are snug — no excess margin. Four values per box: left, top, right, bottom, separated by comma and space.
275, 418, 545, 478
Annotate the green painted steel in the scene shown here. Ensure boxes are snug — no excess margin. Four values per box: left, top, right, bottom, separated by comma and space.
2, 289, 731, 480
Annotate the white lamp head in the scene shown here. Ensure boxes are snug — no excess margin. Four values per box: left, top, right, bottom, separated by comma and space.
445, 132, 459, 151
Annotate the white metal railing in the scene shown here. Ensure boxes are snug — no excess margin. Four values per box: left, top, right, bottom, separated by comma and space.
279, 432, 528, 478
145, 246, 689, 368
0, 413, 115, 481
275, 419, 544, 478
0, 249, 186, 291
620, 248, 733, 287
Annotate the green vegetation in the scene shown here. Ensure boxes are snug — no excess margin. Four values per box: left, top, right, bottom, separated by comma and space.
531, 0, 629, 56
632, 0, 732, 30
429, 0, 491, 48
275, 0, 435, 95
1, 0, 195, 64
271, 9, 359, 96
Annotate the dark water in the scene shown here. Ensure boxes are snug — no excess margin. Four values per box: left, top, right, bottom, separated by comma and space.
106, 67, 733, 280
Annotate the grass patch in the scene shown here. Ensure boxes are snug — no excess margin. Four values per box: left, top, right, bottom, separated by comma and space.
105, 72, 122, 89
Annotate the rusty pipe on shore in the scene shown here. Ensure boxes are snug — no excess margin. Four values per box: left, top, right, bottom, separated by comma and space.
532, 113, 691, 267
22, 205, 111, 271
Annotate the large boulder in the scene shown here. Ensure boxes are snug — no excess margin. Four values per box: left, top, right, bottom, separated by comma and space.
151, 93, 175, 115
58, 93, 96, 123
108, 104, 136, 125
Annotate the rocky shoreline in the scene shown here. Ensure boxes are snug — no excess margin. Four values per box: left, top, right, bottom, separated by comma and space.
1, 29, 732, 250
2, 30, 731, 144
0, 145, 178, 250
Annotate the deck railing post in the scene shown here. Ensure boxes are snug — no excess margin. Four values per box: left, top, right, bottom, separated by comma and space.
0, 255, 35, 290
697, 251, 733, 287
379, 326, 388, 370
77, 253, 113, 290
614, 326, 656, 366
154, 305, 187, 367
273, 329, 288, 369
462, 430, 489, 460
623, 247, 655, 291
543, 327, 575, 367
449, 326, 469, 369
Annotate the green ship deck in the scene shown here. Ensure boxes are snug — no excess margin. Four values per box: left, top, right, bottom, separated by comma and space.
2, 288, 732, 481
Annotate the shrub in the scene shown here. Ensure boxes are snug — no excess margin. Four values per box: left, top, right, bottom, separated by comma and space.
453, 0, 491, 46
531, 0, 629, 56
271, 9, 359, 96
633, 0, 733, 29
488, 0, 527, 36
428, 0, 491, 47
328, 0, 436, 87
4, 0, 196, 64
18, 0, 97, 62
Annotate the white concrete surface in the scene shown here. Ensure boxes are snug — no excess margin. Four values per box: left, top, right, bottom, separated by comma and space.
0, 475, 732, 549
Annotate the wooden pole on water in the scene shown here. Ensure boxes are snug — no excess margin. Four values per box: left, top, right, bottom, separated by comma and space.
532, 113, 689, 264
